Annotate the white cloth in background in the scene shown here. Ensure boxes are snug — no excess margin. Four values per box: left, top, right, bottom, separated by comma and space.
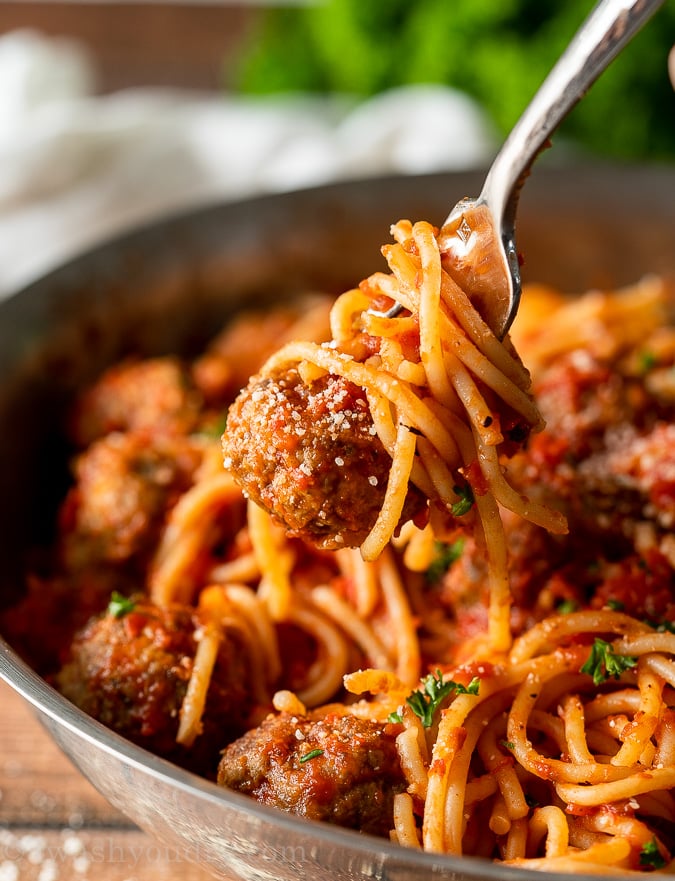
0, 29, 497, 299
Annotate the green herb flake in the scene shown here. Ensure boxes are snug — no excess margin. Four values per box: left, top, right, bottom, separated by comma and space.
556, 599, 578, 615
387, 711, 404, 724
638, 350, 658, 374
451, 484, 474, 517
606, 598, 625, 611
639, 838, 666, 870
107, 591, 136, 619
500, 740, 515, 751
645, 618, 675, 634
580, 638, 638, 686
196, 412, 229, 440
299, 748, 324, 764
406, 670, 480, 729
426, 539, 464, 583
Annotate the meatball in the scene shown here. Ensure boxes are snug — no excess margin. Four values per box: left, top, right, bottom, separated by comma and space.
520, 349, 675, 552
528, 349, 661, 477
222, 368, 426, 550
193, 296, 332, 405
60, 432, 202, 568
435, 343, 675, 650
217, 712, 406, 837
607, 422, 675, 531
57, 597, 252, 776
70, 357, 203, 446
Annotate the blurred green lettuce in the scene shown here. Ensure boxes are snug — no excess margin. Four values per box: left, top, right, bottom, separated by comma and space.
234, 0, 675, 161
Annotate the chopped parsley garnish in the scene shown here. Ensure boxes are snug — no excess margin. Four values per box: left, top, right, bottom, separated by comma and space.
645, 618, 675, 634
196, 412, 229, 440
580, 638, 638, 686
107, 592, 136, 619
638, 350, 658, 373
426, 539, 464, 584
606, 598, 625, 611
500, 740, 515, 751
388, 711, 404, 724
556, 599, 578, 615
299, 748, 324, 764
451, 484, 474, 517
406, 669, 480, 728
639, 838, 666, 870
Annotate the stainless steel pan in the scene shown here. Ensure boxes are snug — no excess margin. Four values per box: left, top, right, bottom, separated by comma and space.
1, 166, 674, 881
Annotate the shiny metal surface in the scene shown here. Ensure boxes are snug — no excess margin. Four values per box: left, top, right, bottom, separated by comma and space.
0, 167, 674, 881
441, 0, 666, 339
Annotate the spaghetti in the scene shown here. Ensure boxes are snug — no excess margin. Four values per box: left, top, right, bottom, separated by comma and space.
223, 220, 566, 653
4, 223, 674, 873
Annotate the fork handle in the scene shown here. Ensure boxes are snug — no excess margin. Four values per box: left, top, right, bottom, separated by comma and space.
482, 0, 666, 227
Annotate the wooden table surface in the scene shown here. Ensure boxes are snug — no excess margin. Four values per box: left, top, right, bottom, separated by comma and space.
0, 678, 216, 881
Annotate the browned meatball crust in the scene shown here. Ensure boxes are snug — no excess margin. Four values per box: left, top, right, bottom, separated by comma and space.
61, 432, 202, 567
222, 367, 425, 549
217, 712, 406, 837
69, 357, 203, 445
193, 295, 332, 405
57, 598, 252, 776
436, 345, 675, 644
